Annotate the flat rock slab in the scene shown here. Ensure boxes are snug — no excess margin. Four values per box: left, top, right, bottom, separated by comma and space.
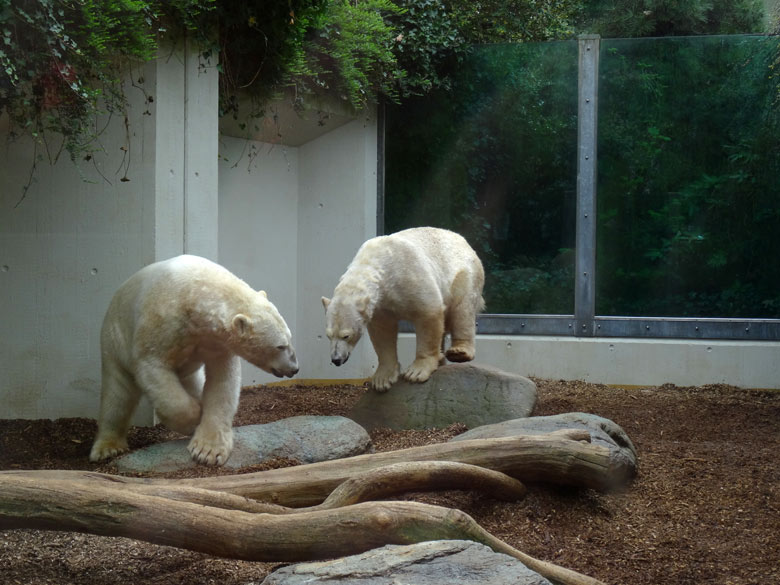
260, 540, 552, 585
114, 415, 371, 473
347, 363, 537, 431
452, 412, 638, 472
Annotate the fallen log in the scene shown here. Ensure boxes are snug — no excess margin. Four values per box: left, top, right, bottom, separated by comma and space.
0, 472, 604, 585
179, 428, 633, 504
7, 429, 629, 508
0, 461, 527, 515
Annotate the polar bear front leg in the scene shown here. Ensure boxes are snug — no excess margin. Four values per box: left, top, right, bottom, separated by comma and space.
367, 317, 401, 392
188, 355, 241, 466
404, 313, 445, 384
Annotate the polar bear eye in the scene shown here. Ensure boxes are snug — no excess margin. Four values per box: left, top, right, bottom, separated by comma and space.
276, 344, 288, 351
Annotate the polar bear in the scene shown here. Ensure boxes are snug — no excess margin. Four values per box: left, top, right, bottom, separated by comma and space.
89, 255, 298, 466
322, 227, 484, 391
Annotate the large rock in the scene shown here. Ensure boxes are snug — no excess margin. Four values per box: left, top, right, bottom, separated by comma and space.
347, 363, 536, 431
114, 415, 371, 473
452, 412, 638, 472
260, 540, 552, 585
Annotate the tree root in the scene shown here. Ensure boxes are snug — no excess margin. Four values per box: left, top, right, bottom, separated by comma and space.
0, 431, 627, 584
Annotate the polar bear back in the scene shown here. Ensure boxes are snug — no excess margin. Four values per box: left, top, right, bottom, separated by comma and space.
344, 227, 484, 312
101, 255, 259, 367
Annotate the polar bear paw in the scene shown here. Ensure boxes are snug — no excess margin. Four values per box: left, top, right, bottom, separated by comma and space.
89, 437, 129, 462
371, 362, 401, 393
402, 356, 440, 384
445, 342, 475, 363
188, 426, 234, 466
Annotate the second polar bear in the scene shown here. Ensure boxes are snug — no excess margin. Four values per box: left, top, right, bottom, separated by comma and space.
89, 255, 298, 466
322, 227, 484, 391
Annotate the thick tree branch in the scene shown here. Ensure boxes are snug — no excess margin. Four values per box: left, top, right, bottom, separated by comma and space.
0, 472, 603, 585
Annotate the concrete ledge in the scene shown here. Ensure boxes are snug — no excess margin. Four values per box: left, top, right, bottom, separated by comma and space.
391, 335, 780, 390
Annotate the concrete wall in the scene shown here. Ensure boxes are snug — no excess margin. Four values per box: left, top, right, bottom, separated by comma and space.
218, 111, 379, 386
0, 46, 219, 421
396, 336, 780, 389
218, 138, 300, 385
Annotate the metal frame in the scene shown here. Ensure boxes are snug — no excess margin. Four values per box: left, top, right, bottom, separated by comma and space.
380, 36, 780, 342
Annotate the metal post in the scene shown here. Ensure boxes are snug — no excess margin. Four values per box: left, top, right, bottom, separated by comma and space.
575, 34, 600, 337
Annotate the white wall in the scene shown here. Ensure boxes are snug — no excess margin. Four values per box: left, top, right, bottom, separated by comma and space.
0, 46, 219, 421
218, 110, 379, 385
217, 105, 780, 391
296, 114, 379, 381
218, 138, 300, 385
396, 335, 780, 389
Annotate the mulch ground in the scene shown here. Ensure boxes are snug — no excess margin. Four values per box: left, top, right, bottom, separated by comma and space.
1, 379, 778, 585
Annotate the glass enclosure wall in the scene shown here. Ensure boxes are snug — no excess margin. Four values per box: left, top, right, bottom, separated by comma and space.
384, 42, 579, 315
597, 36, 780, 319
383, 35, 780, 338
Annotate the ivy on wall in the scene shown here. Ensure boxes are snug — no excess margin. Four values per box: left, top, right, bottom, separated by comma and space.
0, 0, 579, 196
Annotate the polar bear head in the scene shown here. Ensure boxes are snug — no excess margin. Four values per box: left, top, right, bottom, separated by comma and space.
321, 295, 367, 366
231, 291, 299, 378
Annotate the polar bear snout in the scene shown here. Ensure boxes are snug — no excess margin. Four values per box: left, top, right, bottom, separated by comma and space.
329, 340, 353, 366
269, 346, 298, 378
272, 362, 299, 378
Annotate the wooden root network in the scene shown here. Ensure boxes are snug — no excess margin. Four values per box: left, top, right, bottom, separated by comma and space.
1, 430, 633, 585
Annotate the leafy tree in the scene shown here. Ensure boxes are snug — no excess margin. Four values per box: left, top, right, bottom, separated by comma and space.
576, 0, 766, 37
384, 2, 779, 318
596, 36, 780, 317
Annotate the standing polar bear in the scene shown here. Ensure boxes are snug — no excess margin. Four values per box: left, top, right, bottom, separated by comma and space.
90, 255, 298, 466
322, 227, 484, 391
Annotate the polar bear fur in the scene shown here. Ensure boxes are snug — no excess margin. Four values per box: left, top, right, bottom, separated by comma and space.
89, 255, 298, 466
322, 227, 484, 391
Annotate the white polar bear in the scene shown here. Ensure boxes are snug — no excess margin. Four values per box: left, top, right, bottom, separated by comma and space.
89, 255, 298, 466
322, 227, 484, 391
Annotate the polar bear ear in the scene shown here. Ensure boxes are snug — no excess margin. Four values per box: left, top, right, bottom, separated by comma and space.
257, 290, 268, 299
321, 297, 331, 312
355, 295, 370, 317
232, 314, 251, 335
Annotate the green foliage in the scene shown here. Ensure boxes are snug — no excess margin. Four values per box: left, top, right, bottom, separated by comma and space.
577, 0, 766, 37
385, 33, 780, 318
0, 0, 212, 181
0, 0, 580, 170
448, 0, 580, 43
384, 42, 579, 314
389, 0, 465, 96
596, 35, 780, 317
295, 0, 405, 107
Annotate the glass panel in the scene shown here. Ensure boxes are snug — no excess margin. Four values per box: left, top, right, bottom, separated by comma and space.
597, 35, 780, 318
384, 42, 579, 315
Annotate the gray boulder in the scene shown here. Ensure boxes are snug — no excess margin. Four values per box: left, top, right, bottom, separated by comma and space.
347, 363, 537, 431
260, 540, 552, 585
452, 412, 638, 470
114, 415, 371, 473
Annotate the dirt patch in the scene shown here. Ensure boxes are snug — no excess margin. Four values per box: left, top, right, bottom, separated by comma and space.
1, 379, 778, 585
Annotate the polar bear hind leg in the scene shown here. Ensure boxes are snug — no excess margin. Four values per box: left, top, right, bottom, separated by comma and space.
187, 355, 241, 465
89, 363, 143, 462
444, 270, 479, 363
134, 358, 202, 436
